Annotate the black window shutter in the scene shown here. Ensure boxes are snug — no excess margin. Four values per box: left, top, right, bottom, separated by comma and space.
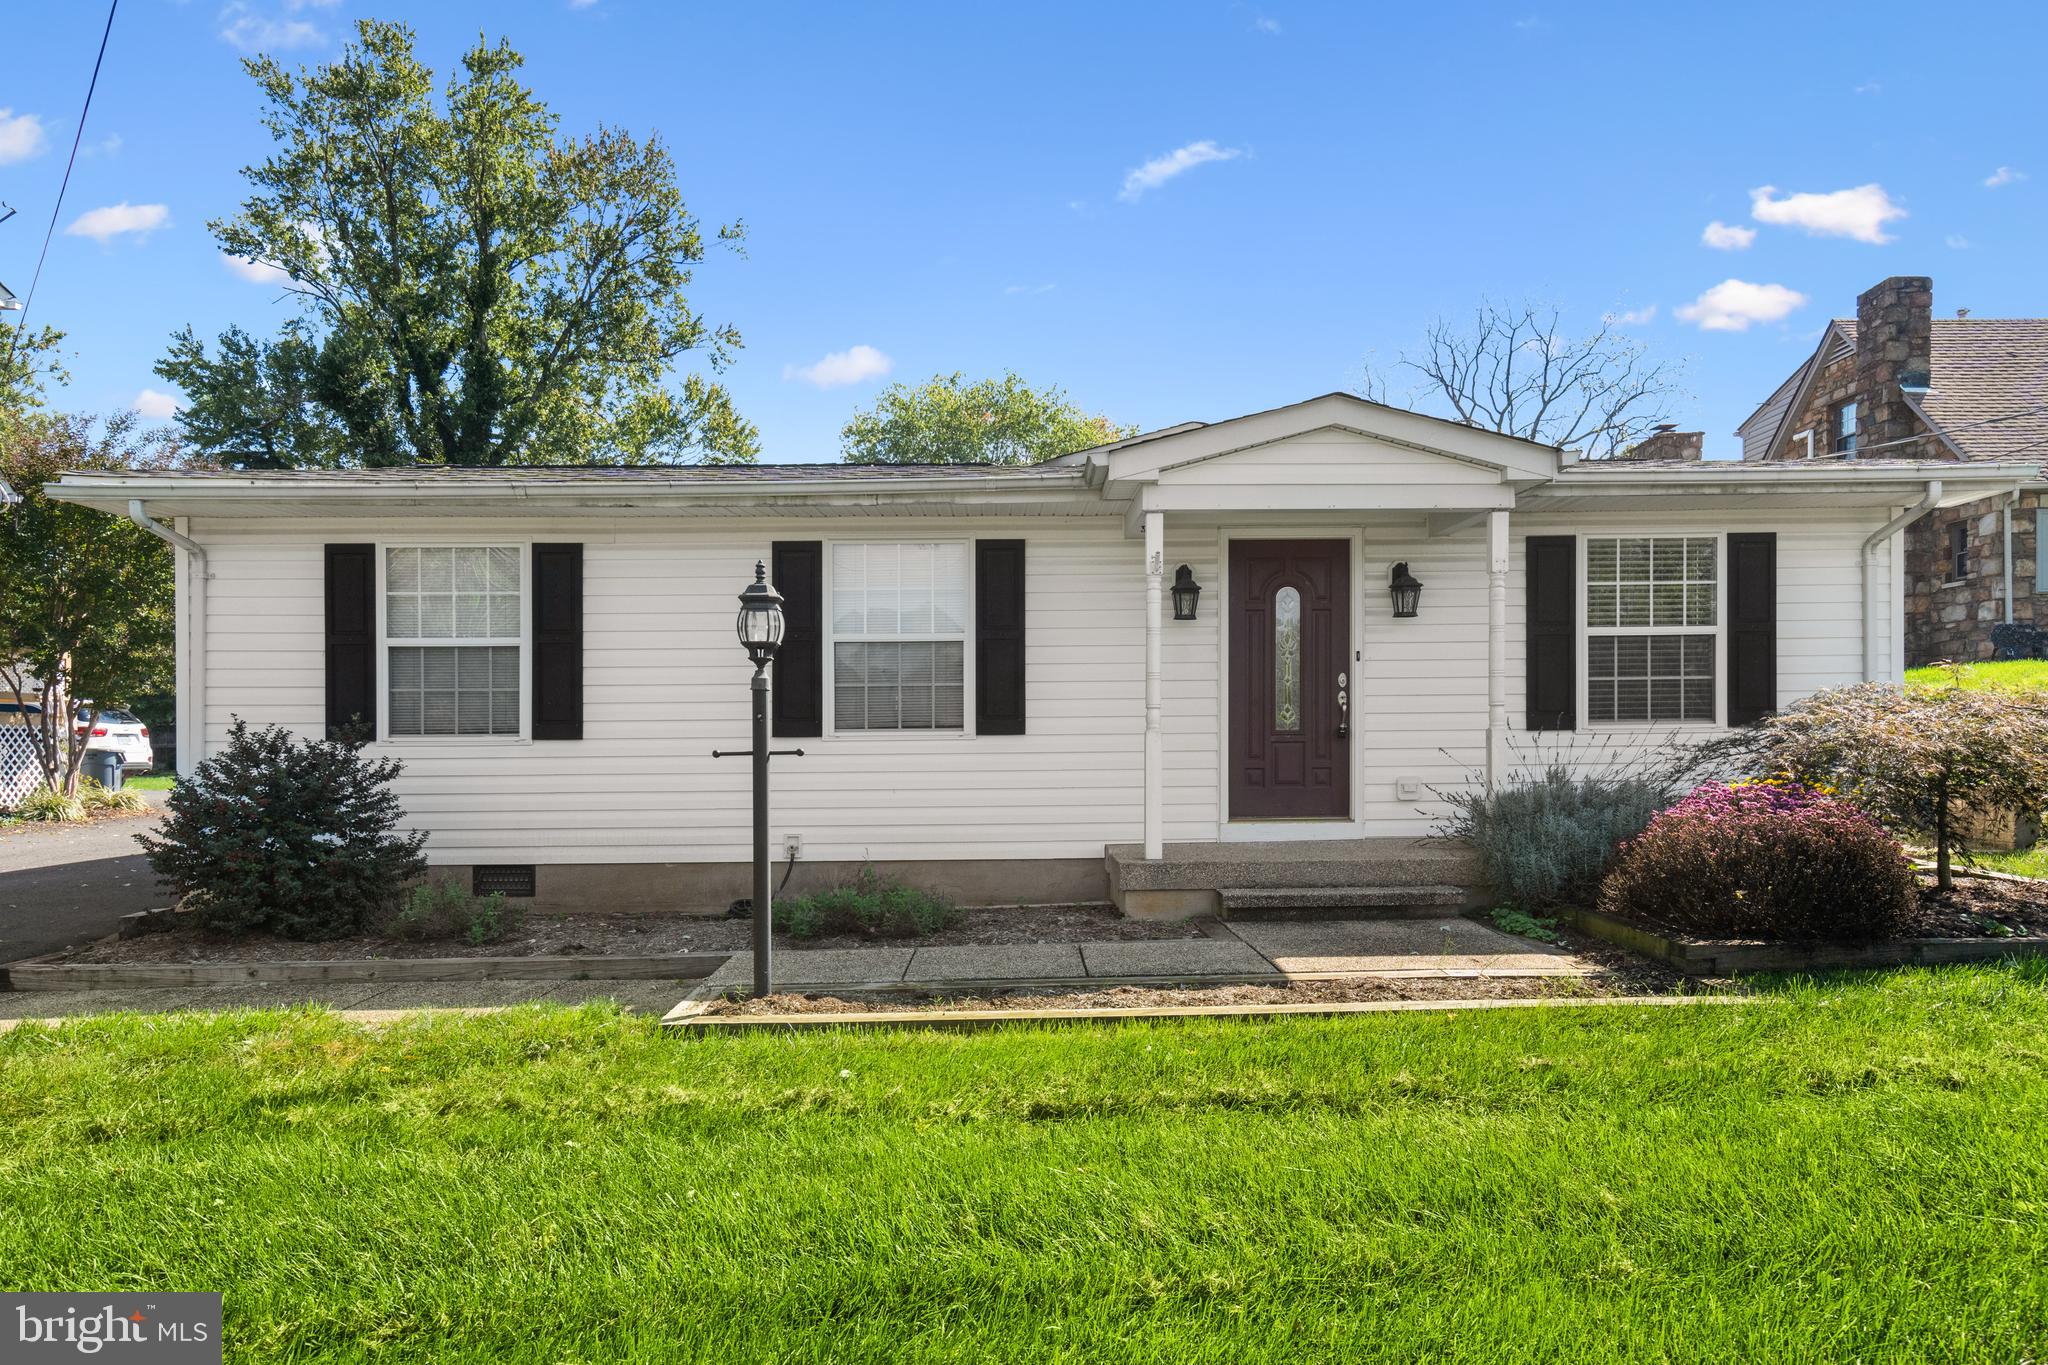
976, 539, 1027, 735
1726, 532, 1777, 726
532, 544, 584, 740
324, 543, 377, 738
771, 541, 823, 738
1525, 535, 1576, 731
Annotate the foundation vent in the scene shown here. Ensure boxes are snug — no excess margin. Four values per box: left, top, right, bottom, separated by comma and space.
472, 864, 537, 898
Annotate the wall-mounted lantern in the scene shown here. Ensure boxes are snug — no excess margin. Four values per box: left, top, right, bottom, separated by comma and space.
1388, 562, 1423, 619
1171, 564, 1202, 621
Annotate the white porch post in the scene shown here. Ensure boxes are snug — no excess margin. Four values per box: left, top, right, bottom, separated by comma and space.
1143, 511, 1165, 860
1485, 509, 1510, 793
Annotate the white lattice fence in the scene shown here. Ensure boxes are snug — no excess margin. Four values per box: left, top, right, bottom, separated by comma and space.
1, 726, 45, 809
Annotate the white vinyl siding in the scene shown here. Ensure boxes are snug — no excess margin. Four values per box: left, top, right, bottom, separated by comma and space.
383, 546, 523, 737
828, 542, 968, 732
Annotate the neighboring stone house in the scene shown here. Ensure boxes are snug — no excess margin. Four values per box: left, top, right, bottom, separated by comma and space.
1736, 276, 2048, 664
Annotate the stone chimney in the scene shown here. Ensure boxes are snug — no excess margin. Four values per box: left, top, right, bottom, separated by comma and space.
1619, 425, 1704, 461
1854, 275, 1933, 450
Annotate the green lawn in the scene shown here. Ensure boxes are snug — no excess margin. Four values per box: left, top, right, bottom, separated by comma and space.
122, 773, 176, 791
1968, 845, 2048, 878
8, 968, 2048, 1361
1906, 658, 2048, 692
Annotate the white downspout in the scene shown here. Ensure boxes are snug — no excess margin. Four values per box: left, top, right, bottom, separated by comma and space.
1142, 511, 1164, 860
127, 500, 206, 776
1485, 509, 1509, 793
2003, 488, 2019, 624
1862, 480, 1939, 680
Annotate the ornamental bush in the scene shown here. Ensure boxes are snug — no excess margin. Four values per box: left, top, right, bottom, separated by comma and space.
778, 865, 962, 939
1437, 764, 1671, 909
1598, 781, 1915, 944
139, 719, 427, 939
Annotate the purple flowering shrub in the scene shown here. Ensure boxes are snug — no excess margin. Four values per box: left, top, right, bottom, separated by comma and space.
1598, 780, 1916, 943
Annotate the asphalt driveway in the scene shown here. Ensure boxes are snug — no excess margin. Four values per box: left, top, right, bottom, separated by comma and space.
0, 797, 169, 962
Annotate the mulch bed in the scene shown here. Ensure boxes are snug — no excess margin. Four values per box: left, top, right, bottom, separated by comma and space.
56, 902, 1205, 965
1906, 873, 2048, 938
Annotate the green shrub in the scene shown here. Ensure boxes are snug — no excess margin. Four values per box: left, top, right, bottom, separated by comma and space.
1599, 781, 1916, 944
14, 786, 86, 823
79, 779, 149, 815
778, 865, 962, 939
139, 719, 427, 940
1438, 764, 1670, 909
388, 878, 523, 945
1489, 907, 1562, 944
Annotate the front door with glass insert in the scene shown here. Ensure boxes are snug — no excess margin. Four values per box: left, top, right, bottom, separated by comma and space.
1228, 539, 1351, 819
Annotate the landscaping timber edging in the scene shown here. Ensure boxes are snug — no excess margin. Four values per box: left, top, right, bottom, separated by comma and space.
1, 952, 732, 992
1558, 906, 2048, 976
663, 993, 1753, 1034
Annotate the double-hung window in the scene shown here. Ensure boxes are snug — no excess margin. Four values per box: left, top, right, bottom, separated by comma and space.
830, 542, 967, 732
384, 546, 523, 737
1585, 536, 1718, 724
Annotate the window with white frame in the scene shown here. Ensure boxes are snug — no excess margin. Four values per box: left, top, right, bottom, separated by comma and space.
384, 546, 523, 737
830, 542, 967, 731
1585, 536, 1717, 724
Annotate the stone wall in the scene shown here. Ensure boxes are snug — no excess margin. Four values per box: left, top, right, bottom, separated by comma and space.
1620, 428, 1704, 461
1855, 276, 1935, 450
1904, 488, 2044, 664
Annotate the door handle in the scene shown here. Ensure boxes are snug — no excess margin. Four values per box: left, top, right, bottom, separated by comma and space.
1337, 672, 1349, 739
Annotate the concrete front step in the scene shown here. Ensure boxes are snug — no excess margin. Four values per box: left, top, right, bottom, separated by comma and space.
1106, 838, 1487, 920
1219, 885, 1469, 920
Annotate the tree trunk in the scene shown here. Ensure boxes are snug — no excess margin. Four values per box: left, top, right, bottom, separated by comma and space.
1935, 774, 1953, 892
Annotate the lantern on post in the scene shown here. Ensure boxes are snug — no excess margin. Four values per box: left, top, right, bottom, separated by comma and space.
1388, 562, 1423, 619
724, 561, 789, 997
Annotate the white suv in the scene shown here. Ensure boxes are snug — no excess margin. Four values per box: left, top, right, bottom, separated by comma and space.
74, 707, 155, 772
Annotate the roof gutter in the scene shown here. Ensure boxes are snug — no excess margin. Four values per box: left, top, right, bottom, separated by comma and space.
1862, 480, 1939, 680
127, 500, 206, 778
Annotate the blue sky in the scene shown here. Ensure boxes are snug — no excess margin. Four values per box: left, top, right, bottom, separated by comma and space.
5, 0, 2045, 461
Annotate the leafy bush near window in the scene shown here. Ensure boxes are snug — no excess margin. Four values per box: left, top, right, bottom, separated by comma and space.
778, 865, 963, 939
139, 719, 427, 940
1697, 677, 2048, 891
388, 878, 525, 946
1599, 781, 1915, 943
13, 786, 86, 823
1437, 764, 1672, 909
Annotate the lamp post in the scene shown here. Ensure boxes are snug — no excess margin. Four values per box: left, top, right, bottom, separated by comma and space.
734, 561, 785, 997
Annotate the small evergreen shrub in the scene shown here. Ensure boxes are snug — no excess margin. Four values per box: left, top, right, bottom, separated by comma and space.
388, 879, 523, 945
778, 865, 962, 939
1489, 907, 1562, 944
139, 719, 427, 940
1599, 781, 1916, 944
79, 778, 149, 815
1438, 765, 1670, 909
15, 786, 87, 822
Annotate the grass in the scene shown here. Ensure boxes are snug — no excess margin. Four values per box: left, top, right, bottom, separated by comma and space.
122, 773, 176, 792
9, 967, 2048, 1360
1968, 845, 2048, 878
1906, 658, 2048, 692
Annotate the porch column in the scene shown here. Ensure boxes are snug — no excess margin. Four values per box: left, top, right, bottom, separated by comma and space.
1143, 511, 1165, 860
1485, 509, 1510, 793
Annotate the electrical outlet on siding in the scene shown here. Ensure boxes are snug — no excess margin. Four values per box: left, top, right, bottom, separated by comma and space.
782, 833, 803, 860
1395, 778, 1423, 801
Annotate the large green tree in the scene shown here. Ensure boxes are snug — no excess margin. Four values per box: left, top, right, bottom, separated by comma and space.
0, 413, 178, 795
840, 372, 1134, 465
158, 19, 756, 468
1, 323, 70, 421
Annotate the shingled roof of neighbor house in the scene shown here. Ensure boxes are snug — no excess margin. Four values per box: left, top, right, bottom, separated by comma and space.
1906, 318, 2048, 462
80, 460, 1065, 483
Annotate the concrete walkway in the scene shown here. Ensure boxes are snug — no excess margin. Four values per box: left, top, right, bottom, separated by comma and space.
0, 916, 1590, 1027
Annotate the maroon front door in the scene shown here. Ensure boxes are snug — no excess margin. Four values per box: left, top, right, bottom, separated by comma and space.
1229, 539, 1351, 819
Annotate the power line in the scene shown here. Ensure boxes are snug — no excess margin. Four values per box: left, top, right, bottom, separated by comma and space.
4, 0, 120, 368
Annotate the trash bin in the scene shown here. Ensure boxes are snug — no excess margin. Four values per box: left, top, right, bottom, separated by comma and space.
82, 748, 124, 790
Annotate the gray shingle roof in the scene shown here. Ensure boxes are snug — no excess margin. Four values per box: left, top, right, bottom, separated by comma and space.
81, 461, 1064, 483
1917, 318, 2048, 461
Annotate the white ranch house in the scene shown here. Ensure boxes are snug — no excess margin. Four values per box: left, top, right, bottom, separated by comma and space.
50, 394, 2040, 916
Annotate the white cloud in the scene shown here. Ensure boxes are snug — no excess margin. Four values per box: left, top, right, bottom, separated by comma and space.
1945, 234, 1971, 250
0, 109, 48, 165
784, 344, 892, 389
1606, 305, 1657, 326
222, 251, 295, 286
217, 3, 326, 52
1118, 140, 1244, 202
1748, 183, 1906, 244
1701, 220, 1756, 251
132, 389, 180, 420
1984, 166, 2027, 189
1251, 14, 1280, 33
1675, 279, 1808, 332
64, 202, 171, 244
